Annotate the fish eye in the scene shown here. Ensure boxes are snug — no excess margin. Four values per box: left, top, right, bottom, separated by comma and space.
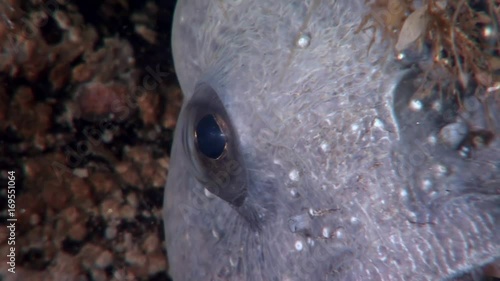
182, 82, 247, 207
195, 114, 227, 159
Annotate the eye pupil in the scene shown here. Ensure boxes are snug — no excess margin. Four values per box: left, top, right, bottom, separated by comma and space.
195, 114, 226, 159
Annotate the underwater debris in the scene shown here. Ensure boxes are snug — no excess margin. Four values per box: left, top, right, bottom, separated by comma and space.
363, 0, 500, 94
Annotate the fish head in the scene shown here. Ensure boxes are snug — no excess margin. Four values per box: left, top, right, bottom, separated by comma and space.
163, 0, 500, 280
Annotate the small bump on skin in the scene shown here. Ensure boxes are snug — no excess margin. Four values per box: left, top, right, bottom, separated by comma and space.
350, 217, 359, 224
289, 169, 300, 181
439, 122, 468, 149
422, 179, 432, 191
427, 134, 437, 145
400, 189, 408, 198
294, 241, 303, 251
406, 211, 418, 222
307, 237, 315, 246
433, 164, 448, 178
373, 118, 384, 129
459, 146, 470, 158
320, 141, 330, 152
351, 123, 359, 132
336, 229, 344, 239
409, 99, 423, 111
322, 227, 331, 238
296, 33, 311, 48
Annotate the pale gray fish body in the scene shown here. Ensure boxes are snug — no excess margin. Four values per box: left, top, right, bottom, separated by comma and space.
163, 0, 500, 280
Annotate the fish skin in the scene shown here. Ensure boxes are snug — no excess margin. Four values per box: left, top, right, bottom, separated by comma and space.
163, 0, 500, 280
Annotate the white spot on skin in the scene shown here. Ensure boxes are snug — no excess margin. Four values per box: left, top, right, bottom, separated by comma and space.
295, 240, 303, 251
422, 179, 432, 191
400, 189, 408, 198
351, 123, 359, 132
322, 227, 330, 238
459, 146, 470, 158
350, 217, 359, 224
409, 99, 423, 111
296, 33, 311, 48
307, 237, 314, 246
406, 211, 418, 222
427, 134, 437, 145
320, 141, 330, 152
433, 164, 447, 177
212, 229, 220, 240
373, 118, 384, 129
290, 188, 299, 197
336, 229, 344, 239
289, 169, 300, 181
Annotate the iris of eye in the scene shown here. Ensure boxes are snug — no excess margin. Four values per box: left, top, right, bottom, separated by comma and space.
195, 114, 226, 159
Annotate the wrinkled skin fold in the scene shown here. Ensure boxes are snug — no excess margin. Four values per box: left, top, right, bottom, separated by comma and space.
163, 0, 500, 280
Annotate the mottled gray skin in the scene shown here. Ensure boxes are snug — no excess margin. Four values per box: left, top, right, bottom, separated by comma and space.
163, 0, 500, 280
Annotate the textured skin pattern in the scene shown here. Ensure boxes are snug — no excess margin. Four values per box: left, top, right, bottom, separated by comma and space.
164, 0, 500, 280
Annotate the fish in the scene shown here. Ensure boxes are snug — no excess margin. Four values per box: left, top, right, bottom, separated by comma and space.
163, 0, 500, 280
